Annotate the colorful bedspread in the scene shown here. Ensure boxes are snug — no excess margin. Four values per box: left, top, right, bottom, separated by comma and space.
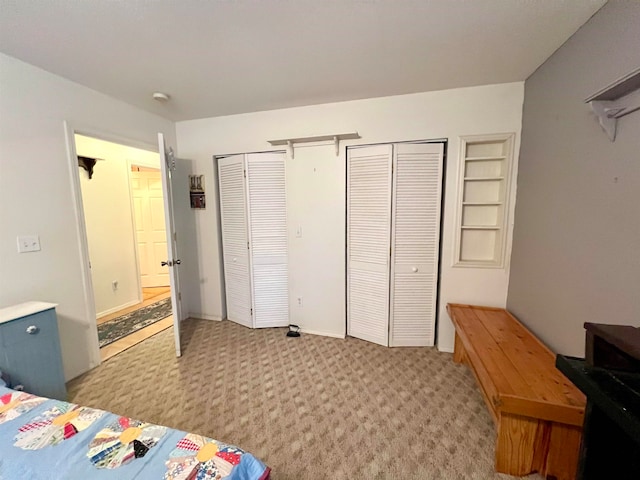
0, 386, 270, 480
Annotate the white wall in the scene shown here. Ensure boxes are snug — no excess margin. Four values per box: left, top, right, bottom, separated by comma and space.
286, 143, 347, 337
76, 135, 160, 317
176, 82, 524, 351
0, 53, 176, 380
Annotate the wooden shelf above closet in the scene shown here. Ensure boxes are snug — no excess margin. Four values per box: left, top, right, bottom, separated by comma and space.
267, 132, 360, 158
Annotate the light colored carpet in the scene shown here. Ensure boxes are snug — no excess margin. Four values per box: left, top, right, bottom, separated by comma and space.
68, 319, 542, 480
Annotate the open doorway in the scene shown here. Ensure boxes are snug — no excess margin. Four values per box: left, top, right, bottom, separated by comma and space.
75, 134, 173, 361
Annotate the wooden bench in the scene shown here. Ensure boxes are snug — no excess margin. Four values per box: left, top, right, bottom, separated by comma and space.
447, 304, 586, 480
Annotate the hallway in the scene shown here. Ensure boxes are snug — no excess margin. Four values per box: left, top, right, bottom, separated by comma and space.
98, 287, 173, 361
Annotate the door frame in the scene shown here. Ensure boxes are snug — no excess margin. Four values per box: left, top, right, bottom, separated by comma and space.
63, 121, 161, 368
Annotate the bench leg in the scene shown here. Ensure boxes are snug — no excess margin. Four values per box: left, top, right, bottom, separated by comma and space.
543, 423, 581, 480
496, 414, 580, 480
495, 413, 540, 476
453, 332, 466, 363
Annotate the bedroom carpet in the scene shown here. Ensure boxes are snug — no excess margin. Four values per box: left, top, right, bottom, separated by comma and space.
68, 319, 543, 480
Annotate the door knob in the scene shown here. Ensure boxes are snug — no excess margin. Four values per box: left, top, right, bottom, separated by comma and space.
174, 259, 181, 265
26, 325, 39, 334
161, 260, 173, 267
412, 267, 418, 273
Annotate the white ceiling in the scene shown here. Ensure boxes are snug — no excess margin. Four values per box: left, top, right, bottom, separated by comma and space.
0, 0, 605, 122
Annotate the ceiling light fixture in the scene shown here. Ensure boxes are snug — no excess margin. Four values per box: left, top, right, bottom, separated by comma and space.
152, 92, 170, 102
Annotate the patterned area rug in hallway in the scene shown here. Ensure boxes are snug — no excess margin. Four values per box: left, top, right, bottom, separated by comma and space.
69, 319, 543, 480
97, 297, 172, 347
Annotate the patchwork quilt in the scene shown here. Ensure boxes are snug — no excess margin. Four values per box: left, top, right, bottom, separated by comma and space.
0, 386, 270, 480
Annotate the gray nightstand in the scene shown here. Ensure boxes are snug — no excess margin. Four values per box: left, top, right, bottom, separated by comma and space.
0, 302, 67, 400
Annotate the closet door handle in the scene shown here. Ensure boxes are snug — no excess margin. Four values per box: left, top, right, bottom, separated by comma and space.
412, 267, 418, 273
26, 325, 40, 335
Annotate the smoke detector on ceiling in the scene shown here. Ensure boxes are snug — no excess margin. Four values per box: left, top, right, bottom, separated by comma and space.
152, 92, 170, 102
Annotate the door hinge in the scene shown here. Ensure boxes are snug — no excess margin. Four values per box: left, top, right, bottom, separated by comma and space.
247, 241, 250, 249
173, 232, 177, 242
178, 292, 182, 301
243, 169, 247, 178
250, 308, 253, 316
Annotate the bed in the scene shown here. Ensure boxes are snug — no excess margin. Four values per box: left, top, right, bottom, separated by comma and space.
0, 384, 271, 480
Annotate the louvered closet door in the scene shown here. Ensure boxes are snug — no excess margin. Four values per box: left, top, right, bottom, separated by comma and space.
389, 143, 444, 346
218, 155, 253, 328
347, 145, 393, 346
246, 152, 289, 328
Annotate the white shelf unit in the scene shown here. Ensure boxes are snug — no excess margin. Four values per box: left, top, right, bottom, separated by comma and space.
455, 133, 514, 267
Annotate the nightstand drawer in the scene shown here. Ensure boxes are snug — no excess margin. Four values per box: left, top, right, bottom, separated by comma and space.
0, 309, 58, 346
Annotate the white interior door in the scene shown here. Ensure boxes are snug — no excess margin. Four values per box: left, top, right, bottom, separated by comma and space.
158, 133, 184, 357
218, 154, 253, 328
246, 152, 289, 328
347, 144, 393, 346
131, 169, 170, 288
389, 143, 444, 346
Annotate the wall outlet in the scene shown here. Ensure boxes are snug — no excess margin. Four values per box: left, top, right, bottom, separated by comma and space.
295, 225, 303, 238
112, 280, 118, 291
16, 235, 41, 253
297, 296, 303, 307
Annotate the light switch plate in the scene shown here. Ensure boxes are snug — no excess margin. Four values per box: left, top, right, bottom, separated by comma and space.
17, 235, 41, 253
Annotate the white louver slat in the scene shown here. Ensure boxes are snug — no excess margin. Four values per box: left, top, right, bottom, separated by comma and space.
347, 144, 393, 346
389, 143, 444, 346
246, 152, 289, 328
218, 155, 253, 328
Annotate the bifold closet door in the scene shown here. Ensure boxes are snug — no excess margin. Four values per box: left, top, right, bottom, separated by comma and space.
218, 155, 253, 328
347, 144, 393, 346
246, 152, 289, 328
389, 143, 444, 346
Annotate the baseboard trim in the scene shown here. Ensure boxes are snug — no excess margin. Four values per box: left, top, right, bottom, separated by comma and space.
300, 328, 346, 339
437, 344, 454, 353
188, 313, 222, 321
96, 299, 140, 319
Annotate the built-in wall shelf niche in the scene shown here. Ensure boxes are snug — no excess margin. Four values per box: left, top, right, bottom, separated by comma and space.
454, 133, 515, 268
586, 67, 640, 142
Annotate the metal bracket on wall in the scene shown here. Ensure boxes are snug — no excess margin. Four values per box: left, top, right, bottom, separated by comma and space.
586, 67, 640, 142
166, 147, 177, 171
